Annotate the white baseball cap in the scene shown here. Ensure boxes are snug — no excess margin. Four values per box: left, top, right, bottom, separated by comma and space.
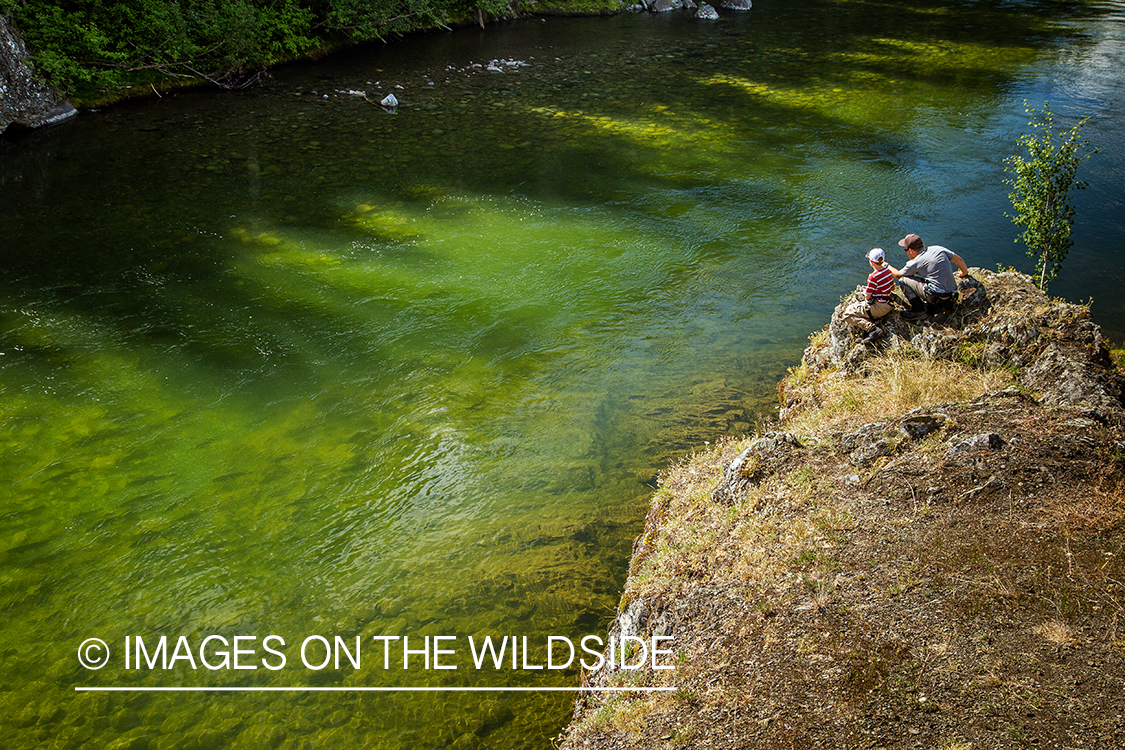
867, 247, 885, 263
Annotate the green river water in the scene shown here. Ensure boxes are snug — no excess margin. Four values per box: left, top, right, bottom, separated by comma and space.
2, 1, 1125, 748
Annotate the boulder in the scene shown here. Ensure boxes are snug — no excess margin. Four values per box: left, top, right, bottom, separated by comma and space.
711, 431, 801, 504
1, 15, 76, 134
696, 3, 721, 18
900, 412, 947, 440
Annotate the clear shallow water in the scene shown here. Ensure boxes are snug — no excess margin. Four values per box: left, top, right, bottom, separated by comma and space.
2, 1, 1124, 748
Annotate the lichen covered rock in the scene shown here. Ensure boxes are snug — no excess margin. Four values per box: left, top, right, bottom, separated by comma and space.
787, 269, 1125, 425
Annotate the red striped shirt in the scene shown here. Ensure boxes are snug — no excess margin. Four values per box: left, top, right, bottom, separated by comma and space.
866, 266, 894, 302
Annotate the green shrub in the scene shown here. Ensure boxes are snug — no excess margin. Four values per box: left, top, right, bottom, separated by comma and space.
1004, 102, 1100, 292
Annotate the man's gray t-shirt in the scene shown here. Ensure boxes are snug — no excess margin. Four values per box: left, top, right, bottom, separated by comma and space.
901, 245, 957, 294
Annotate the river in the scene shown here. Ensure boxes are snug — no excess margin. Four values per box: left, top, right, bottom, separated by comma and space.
1, 1, 1123, 748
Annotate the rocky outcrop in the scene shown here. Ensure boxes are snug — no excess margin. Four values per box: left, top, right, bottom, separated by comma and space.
561, 269, 1125, 750
710, 431, 802, 504
786, 269, 1125, 425
1, 15, 76, 134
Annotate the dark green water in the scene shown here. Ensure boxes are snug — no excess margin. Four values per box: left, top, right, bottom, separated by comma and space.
2, 1, 1124, 748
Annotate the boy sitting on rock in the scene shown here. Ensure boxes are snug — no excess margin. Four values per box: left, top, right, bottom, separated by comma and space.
842, 247, 895, 344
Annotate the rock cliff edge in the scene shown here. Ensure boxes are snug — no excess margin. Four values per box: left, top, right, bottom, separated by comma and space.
561, 269, 1125, 749
1, 15, 75, 134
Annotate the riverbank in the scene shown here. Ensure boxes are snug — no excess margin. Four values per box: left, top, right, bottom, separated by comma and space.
0, 0, 622, 128
2, 0, 742, 128
561, 269, 1125, 748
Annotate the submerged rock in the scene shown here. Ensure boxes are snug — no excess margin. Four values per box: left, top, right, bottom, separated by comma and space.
696, 4, 721, 19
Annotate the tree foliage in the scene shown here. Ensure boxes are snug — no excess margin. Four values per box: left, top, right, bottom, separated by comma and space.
4, 0, 318, 93
1004, 102, 1099, 292
2, 0, 533, 99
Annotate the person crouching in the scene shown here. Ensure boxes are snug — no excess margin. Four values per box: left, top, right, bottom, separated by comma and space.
842, 247, 895, 344
887, 233, 970, 321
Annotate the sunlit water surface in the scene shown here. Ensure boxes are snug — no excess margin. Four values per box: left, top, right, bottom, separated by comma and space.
2, 1, 1124, 747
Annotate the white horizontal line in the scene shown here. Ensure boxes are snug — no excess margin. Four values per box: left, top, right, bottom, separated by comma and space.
75, 686, 676, 693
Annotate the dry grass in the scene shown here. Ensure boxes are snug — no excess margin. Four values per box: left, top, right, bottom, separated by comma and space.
1040, 479, 1125, 532
626, 353, 1004, 605
783, 351, 1012, 435
1033, 619, 1078, 647
938, 741, 975, 750
626, 439, 848, 614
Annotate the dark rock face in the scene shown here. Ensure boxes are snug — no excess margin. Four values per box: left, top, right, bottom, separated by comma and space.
1, 15, 76, 134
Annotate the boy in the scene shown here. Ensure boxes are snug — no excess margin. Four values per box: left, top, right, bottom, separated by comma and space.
842, 247, 895, 343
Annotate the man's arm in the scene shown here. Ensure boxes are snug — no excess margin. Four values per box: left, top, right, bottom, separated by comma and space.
951, 252, 970, 278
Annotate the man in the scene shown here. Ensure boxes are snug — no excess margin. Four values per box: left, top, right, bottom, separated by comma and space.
887, 233, 970, 321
